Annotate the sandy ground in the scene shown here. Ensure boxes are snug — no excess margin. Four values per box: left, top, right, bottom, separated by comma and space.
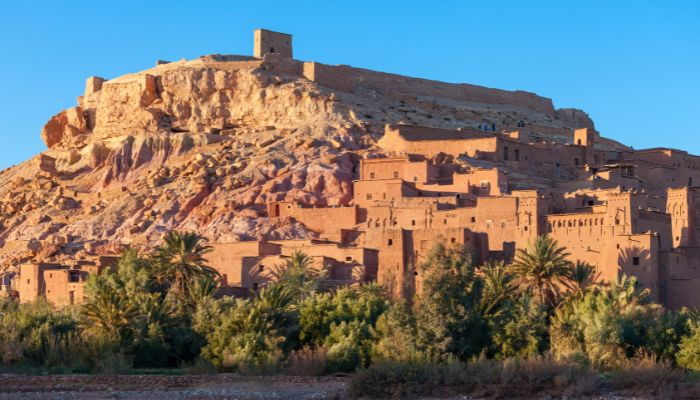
0, 374, 347, 400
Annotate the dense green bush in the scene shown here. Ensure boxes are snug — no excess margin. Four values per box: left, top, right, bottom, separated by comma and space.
550, 274, 685, 368
0, 299, 81, 369
199, 284, 297, 372
414, 241, 489, 361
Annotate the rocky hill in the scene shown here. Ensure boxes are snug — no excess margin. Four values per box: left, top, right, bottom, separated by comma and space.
0, 52, 626, 269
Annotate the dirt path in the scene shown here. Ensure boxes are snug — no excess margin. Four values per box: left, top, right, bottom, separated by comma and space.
0, 374, 347, 400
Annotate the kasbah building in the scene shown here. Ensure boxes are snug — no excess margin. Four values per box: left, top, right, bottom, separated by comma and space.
15, 29, 700, 310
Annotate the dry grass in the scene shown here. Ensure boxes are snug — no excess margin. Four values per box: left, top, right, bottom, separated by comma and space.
348, 356, 700, 399
285, 346, 328, 376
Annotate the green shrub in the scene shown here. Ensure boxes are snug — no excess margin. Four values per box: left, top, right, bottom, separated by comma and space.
0, 300, 83, 369
677, 322, 700, 370
489, 295, 548, 358
550, 274, 683, 368
414, 242, 489, 361
200, 284, 297, 372
325, 320, 372, 373
371, 301, 422, 362
299, 284, 387, 348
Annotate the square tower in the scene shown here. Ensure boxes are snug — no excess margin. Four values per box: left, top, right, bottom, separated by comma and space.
574, 127, 597, 147
254, 29, 293, 58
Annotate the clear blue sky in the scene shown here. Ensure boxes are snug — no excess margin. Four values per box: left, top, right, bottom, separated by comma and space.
0, 1, 698, 169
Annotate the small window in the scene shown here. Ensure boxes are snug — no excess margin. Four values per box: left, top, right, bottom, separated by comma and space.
345, 256, 353, 262
480, 181, 489, 189
574, 158, 579, 166
524, 226, 528, 231
471, 217, 476, 223
503, 146, 510, 161
367, 194, 373, 200
444, 219, 448, 225
514, 149, 520, 161
451, 238, 456, 243
388, 239, 393, 246
370, 172, 375, 179
411, 220, 416, 226
69, 271, 80, 283
413, 176, 418, 182
632, 257, 640, 266
393, 171, 399, 178
269, 47, 275, 53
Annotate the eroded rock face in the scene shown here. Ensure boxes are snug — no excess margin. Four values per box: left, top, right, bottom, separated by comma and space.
1, 54, 616, 268
41, 106, 88, 148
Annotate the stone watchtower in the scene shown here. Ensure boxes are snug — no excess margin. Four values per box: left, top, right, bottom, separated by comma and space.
254, 29, 293, 58
574, 127, 599, 165
574, 127, 597, 147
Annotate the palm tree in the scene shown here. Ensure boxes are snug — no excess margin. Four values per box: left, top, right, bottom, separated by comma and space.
276, 250, 324, 297
82, 287, 139, 345
563, 260, 600, 297
153, 231, 219, 300
480, 260, 517, 317
511, 235, 571, 308
185, 274, 221, 306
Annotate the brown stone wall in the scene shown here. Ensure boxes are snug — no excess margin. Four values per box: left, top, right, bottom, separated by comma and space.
474, 197, 518, 254
273, 203, 358, 234
18, 264, 42, 303
44, 269, 90, 306
353, 179, 407, 207
451, 169, 507, 196
360, 158, 435, 182
302, 62, 556, 115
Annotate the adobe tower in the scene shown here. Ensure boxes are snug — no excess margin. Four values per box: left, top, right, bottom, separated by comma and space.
253, 29, 293, 58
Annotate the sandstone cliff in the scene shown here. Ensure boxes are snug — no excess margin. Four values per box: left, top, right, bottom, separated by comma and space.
0, 53, 624, 268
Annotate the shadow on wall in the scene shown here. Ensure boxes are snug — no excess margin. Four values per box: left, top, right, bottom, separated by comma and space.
247, 259, 285, 290
617, 245, 651, 279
